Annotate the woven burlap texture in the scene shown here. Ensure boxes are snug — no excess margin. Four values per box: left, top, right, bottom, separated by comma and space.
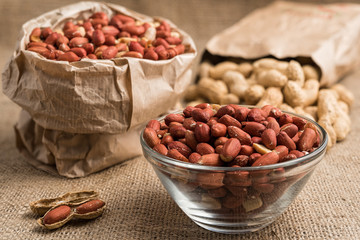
1, 0, 360, 239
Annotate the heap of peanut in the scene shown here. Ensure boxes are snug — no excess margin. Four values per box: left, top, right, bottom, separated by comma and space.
184, 59, 354, 147
144, 104, 321, 211
144, 103, 320, 167
27, 12, 186, 62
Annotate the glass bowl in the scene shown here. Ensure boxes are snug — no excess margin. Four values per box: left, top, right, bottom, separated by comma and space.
140, 109, 328, 234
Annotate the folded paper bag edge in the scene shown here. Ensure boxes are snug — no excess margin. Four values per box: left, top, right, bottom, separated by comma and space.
205, 1, 360, 86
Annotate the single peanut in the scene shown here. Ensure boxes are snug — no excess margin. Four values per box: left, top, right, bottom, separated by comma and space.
220, 138, 241, 162
43, 205, 71, 225
76, 200, 105, 214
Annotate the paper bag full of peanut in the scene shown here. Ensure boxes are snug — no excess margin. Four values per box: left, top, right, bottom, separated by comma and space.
2, 1, 197, 177
186, 1, 356, 148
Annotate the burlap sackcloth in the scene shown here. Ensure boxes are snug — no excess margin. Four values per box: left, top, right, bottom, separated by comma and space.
1, 70, 359, 239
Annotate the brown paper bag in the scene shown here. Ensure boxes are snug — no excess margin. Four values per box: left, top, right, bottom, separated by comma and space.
205, 1, 360, 86
2, 2, 197, 177
2, 1, 196, 134
15, 110, 142, 178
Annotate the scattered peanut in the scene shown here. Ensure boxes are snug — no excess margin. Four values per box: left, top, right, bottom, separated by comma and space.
31, 191, 105, 230
253, 58, 288, 74
223, 71, 248, 99
244, 85, 265, 105
256, 87, 283, 108
197, 78, 228, 104
303, 64, 320, 80
331, 84, 354, 107
237, 62, 253, 78
286, 60, 305, 87
283, 79, 319, 107
257, 69, 287, 87
219, 93, 240, 105
317, 89, 352, 146
209, 61, 238, 79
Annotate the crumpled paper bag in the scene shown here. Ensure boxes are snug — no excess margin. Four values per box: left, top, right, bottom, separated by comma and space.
205, 1, 360, 86
15, 110, 142, 178
2, 1, 196, 134
2, 2, 196, 177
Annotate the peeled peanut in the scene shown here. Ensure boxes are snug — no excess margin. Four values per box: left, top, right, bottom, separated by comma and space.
297, 128, 317, 151
123, 51, 143, 58
30, 27, 41, 42
253, 143, 272, 155
242, 196, 263, 212
200, 194, 222, 209
102, 46, 118, 59
26, 14, 187, 62
27, 46, 51, 58
143, 50, 159, 60
252, 152, 279, 166
144, 26, 156, 41
70, 48, 87, 58
43, 205, 71, 225
76, 199, 105, 214
143, 127, 160, 148
220, 138, 241, 162
261, 129, 277, 150
57, 52, 80, 62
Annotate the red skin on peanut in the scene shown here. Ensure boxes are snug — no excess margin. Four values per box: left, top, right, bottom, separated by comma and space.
211, 123, 227, 137
43, 205, 71, 225
76, 200, 105, 214
27, 12, 187, 62
144, 104, 319, 174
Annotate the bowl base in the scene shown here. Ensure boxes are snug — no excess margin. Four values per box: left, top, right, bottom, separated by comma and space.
191, 216, 276, 234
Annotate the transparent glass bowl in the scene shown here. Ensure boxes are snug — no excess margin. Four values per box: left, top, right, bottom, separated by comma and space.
140, 110, 328, 234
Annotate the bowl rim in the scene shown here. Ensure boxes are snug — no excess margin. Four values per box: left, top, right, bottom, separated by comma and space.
140, 105, 328, 171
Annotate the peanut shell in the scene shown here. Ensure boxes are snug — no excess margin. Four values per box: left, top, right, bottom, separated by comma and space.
30, 190, 99, 215
37, 198, 106, 229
